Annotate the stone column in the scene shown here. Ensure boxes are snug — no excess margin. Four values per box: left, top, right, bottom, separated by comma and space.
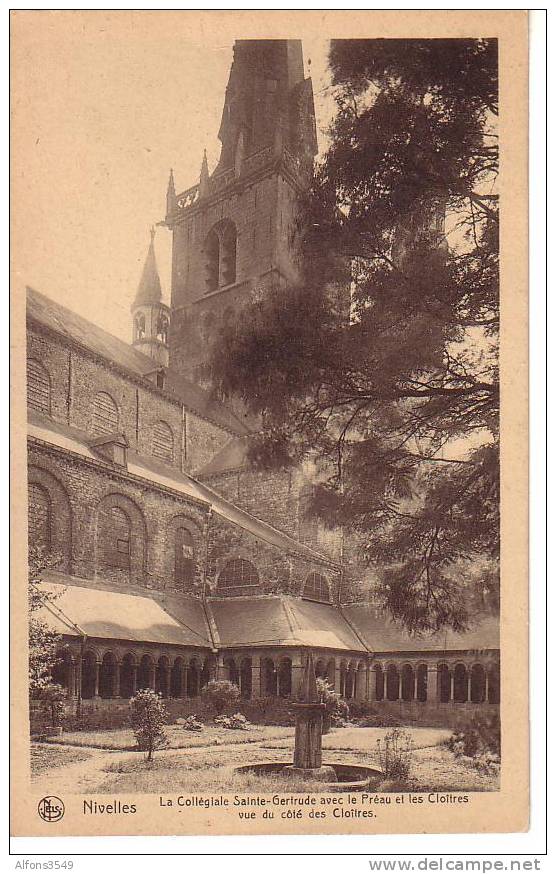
368, 666, 376, 702
449, 669, 455, 702
485, 670, 490, 702
291, 654, 304, 699
164, 664, 171, 698
93, 661, 100, 699
181, 665, 189, 698
335, 665, 342, 696
467, 670, 472, 704
251, 655, 262, 698
428, 665, 439, 703
216, 656, 227, 681
149, 664, 156, 691
114, 661, 121, 698
67, 661, 76, 698
130, 663, 137, 697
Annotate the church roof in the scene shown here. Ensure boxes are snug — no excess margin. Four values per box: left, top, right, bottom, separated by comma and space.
133, 230, 163, 307
37, 572, 213, 649
341, 604, 499, 654
194, 435, 250, 477
27, 287, 249, 436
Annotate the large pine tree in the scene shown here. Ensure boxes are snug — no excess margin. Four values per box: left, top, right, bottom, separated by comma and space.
210, 39, 499, 634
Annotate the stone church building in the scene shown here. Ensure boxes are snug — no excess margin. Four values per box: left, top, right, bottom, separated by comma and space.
27, 39, 499, 726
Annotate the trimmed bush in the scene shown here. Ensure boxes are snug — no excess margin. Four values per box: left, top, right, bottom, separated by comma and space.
200, 679, 241, 715
181, 714, 204, 732
129, 689, 168, 761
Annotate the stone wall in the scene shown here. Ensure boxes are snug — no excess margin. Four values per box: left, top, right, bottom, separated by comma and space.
28, 442, 208, 593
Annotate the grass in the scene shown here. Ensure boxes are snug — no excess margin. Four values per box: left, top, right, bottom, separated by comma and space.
31, 724, 499, 795
46, 724, 295, 751
31, 743, 93, 777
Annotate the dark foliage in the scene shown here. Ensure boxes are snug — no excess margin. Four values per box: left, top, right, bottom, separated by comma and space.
210, 39, 499, 633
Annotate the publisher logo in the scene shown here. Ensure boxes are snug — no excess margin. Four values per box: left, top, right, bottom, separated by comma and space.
38, 796, 65, 823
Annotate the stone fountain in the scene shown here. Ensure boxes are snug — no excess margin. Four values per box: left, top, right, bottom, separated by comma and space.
235, 650, 382, 791
282, 650, 337, 782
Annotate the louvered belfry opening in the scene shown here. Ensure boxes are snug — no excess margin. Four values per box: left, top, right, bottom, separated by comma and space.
27, 359, 51, 414
92, 391, 119, 435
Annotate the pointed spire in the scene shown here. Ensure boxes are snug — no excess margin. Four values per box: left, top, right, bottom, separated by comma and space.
166, 168, 176, 217
133, 227, 162, 307
199, 149, 210, 198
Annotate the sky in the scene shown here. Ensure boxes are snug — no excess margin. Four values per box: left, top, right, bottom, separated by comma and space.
12, 13, 334, 342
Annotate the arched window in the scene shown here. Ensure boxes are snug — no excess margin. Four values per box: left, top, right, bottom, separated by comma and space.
470, 664, 486, 703
28, 482, 51, 548
204, 220, 237, 293
27, 359, 51, 414
156, 313, 169, 344
204, 228, 220, 292
92, 391, 119, 435
152, 421, 174, 462
298, 483, 318, 545
220, 223, 237, 286
217, 558, 260, 592
438, 664, 451, 703
175, 527, 195, 587
303, 572, 330, 603
416, 664, 428, 702
386, 665, 400, 701
134, 313, 146, 341
401, 664, 414, 701
99, 505, 131, 570
454, 663, 468, 703
374, 665, 384, 701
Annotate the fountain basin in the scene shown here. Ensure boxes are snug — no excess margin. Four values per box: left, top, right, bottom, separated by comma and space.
235, 761, 382, 792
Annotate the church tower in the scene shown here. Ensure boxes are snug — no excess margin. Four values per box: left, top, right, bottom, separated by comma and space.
164, 39, 318, 384
131, 228, 170, 368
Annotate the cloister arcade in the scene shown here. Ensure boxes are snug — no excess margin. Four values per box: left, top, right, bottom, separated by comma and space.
51, 642, 499, 710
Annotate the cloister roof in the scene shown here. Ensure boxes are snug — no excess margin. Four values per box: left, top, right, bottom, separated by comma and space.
37, 573, 213, 649
38, 573, 499, 656
341, 604, 499, 655
206, 597, 365, 652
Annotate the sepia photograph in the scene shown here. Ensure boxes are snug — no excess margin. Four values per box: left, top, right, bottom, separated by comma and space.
10, 10, 529, 839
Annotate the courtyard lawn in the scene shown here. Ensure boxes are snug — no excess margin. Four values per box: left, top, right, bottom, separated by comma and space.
31, 724, 498, 795
31, 743, 93, 777
45, 723, 295, 751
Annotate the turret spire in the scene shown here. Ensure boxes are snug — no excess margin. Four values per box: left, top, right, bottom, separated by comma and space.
131, 228, 170, 369
166, 168, 176, 217
134, 227, 162, 308
199, 150, 210, 198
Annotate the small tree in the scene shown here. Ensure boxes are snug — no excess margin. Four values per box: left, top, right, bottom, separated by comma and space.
200, 679, 241, 715
130, 689, 168, 761
28, 546, 63, 696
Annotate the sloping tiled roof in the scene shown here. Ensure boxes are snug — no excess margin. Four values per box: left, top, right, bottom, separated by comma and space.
27, 287, 248, 436
195, 435, 250, 477
28, 412, 337, 568
342, 604, 499, 654
38, 572, 213, 649
288, 599, 365, 651
207, 596, 364, 652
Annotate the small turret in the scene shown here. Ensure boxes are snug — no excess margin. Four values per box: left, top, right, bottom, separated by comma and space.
199, 150, 210, 198
131, 228, 170, 369
166, 169, 177, 219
